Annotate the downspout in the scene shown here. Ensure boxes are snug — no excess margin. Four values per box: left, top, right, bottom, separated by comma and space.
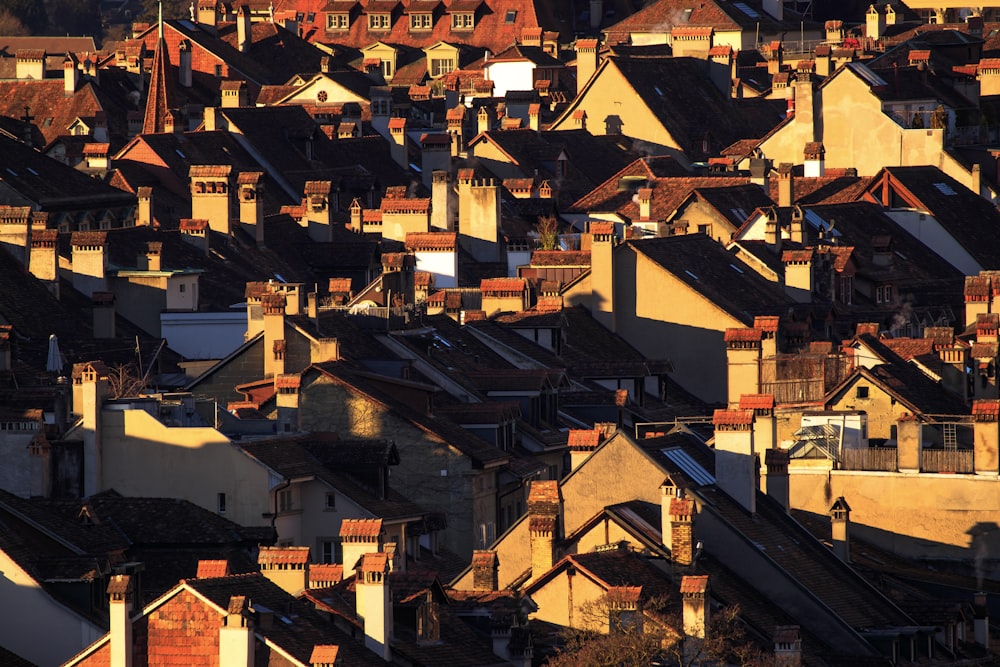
271, 477, 291, 534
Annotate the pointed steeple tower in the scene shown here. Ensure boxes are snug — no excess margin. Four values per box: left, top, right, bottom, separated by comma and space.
142, 7, 175, 135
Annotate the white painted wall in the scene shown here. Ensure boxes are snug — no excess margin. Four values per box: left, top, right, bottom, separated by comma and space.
0, 550, 104, 667
415, 250, 458, 288
484, 60, 536, 97
161, 310, 247, 360
885, 210, 983, 275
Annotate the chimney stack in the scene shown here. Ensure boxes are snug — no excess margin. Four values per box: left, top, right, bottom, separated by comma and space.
340, 518, 382, 571
237, 4, 252, 52
575, 39, 599, 96
773, 625, 802, 667
829, 497, 851, 562
262, 292, 287, 378
777, 163, 794, 207
219, 595, 254, 667
472, 550, 499, 591
763, 448, 789, 512
725, 328, 762, 408
681, 575, 710, 664
973, 399, 1000, 475
568, 428, 601, 471
136, 186, 153, 227
356, 553, 393, 661
670, 496, 696, 566
974, 592, 990, 649
431, 170, 453, 231
257, 546, 310, 595
528, 480, 560, 580
108, 574, 134, 667
713, 409, 756, 513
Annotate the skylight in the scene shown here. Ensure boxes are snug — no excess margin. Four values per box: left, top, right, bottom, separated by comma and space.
733, 2, 759, 18
5, 168, 16, 177
26, 167, 38, 176
175, 149, 186, 159
730, 207, 747, 220
662, 447, 715, 485
933, 182, 957, 196
729, 263, 744, 274
804, 209, 842, 238
684, 269, 699, 280
846, 62, 888, 88
505, 9, 517, 22
654, 86, 664, 97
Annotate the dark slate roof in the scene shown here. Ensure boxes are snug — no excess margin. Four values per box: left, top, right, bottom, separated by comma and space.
692, 184, 776, 230
881, 166, 1000, 270
0, 134, 135, 210
629, 234, 792, 325
606, 55, 786, 162
239, 436, 428, 521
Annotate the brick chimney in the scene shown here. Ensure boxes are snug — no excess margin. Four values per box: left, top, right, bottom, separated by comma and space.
896, 413, 922, 473
92, 292, 116, 339
777, 163, 794, 207
528, 480, 560, 579
262, 292, 286, 378
829, 497, 851, 562
257, 545, 310, 595
973, 399, 1000, 475
238, 171, 265, 244
340, 518, 382, 571
966, 275, 991, 329
446, 106, 465, 156
356, 552, 393, 661
713, 409, 756, 513
774, 625, 802, 667
725, 328, 762, 406
763, 448, 790, 512
670, 496, 696, 566
472, 550, 499, 591
71, 231, 108, 298
568, 428, 601, 471
219, 595, 254, 667
107, 574, 134, 667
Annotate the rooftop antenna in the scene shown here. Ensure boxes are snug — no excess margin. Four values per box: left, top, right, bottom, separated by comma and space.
158, 0, 163, 40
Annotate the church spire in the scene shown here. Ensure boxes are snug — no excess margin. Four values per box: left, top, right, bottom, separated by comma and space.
142, 34, 174, 135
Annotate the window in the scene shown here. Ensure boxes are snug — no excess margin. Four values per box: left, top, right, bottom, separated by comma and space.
839, 275, 853, 305
278, 489, 293, 512
697, 224, 711, 235
317, 90, 328, 103
478, 521, 495, 548
325, 492, 336, 510
214, 64, 223, 77
326, 13, 349, 30
410, 12, 432, 30
368, 13, 390, 29
876, 285, 893, 304
431, 58, 455, 77
217, 492, 226, 513
451, 12, 474, 29
505, 9, 517, 22
319, 539, 340, 563
856, 386, 869, 399
179, 283, 186, 293
381, 59, 394, 78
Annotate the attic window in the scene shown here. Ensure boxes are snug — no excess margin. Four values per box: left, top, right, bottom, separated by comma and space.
327, 13, 349, 30
451, 12, 474, 30
932, 182, 957, 196
505, 9, 517, 22
5, 168, 16, 177
368, 13, 391, 29
43, 117, 53, 127
410, 12, 432, 29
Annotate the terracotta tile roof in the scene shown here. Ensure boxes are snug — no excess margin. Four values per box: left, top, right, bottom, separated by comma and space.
309, 563, 344, 585
258, 546, 311, 565
589, 221, 615, 236
973, 399, 1000, 421
405, 231, 456, 250
275, 374, 301, 389
340, 518, 383, 539
739, 394, 775, 410
972, 342, 997, 358
530, 250, 590, 266
753, 315, 779, 333
359, 552, 389, 574
189, 164, 232, 178
107, 573, 132, 596
180, 218, 209, 231
679, 574, 709, 595
712, 408, 754, 426
196, 560, 231, 578
381, 197, 430, 213
567, 428, 601, 450
70, 231, 107, 247
143, 38, 174, 134
480, 277, 525, 294
782, 248, 815, 263
607, 585, 643, 606
527, 480, 560, 513
471, 550, 497, 568
310, 645, 340, 663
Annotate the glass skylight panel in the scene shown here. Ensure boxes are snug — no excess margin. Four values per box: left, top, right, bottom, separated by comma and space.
733, 2, 759, 18
662, 447, 715, 485
933, 182, 957, 196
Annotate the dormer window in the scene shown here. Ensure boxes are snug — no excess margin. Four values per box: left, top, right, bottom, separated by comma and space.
431, 58, 455, 77
410, 12, 432, 30
327, 13, 349, 30
369, 13, 391, 29
451, 12, 474, 30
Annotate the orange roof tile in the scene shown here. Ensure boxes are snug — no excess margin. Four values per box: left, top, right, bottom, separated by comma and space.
196, 560, 230, 578
782, 248, 814, 263
309, 563, 344, 585
713, 409, 753, 426
275, 374, 300, 389
724, 328, 762, 342
329, 277, 352, 293
679, 574, 709, 595
607, 585, 643, 606
471, 550, 498, 568
528, 480, 560, 511
855, 322, 879, 336
406, 231, 457, 250
189, 164, 232, 178
359, 552, 389, 574
973, 399, 1000, 421
753, 315, 779, 333
340, 518, 382, 539
739, 394, 775, 410
481, 277, 525, 294
309, 645, 340, 663
381, 198, 431, 213
257, 546, 310, 565
567, 429, 601, 450
590, 221, 614, 236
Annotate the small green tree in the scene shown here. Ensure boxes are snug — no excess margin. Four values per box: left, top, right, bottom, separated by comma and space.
536, 215, 559, 250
